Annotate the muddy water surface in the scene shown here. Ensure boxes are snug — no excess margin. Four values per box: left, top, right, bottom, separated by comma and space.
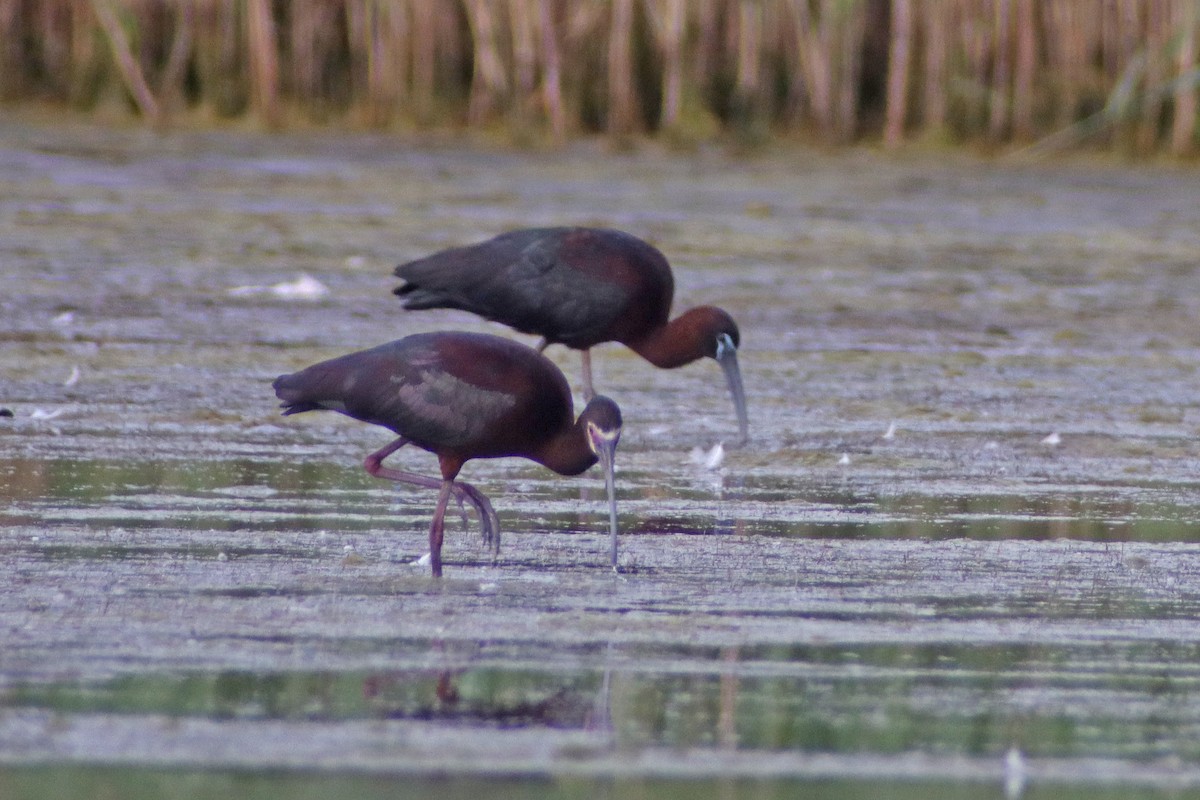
3, 122, 1200, 798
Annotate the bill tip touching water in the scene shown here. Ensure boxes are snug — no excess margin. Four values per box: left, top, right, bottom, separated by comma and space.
273, 331, 623, 577
392, 226, 748, 445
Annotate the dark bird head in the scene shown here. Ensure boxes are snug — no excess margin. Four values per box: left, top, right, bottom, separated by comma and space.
581, 395, 623, 453
580, 395, 622, 569
700, 307, 740, 357
682, 307, 748, 446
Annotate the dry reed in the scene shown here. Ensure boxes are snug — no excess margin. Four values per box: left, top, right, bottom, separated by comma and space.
0, 0, 1197, 154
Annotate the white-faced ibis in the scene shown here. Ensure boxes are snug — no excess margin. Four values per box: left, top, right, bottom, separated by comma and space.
273, 332, 623, 577
393, 227, 748, 444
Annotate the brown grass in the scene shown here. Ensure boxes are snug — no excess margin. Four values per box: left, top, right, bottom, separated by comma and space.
1, 0, 1196, 154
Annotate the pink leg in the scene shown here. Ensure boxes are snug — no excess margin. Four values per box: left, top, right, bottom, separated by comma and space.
538, 339, 595, 401
363, 437, 500, 565
364, 438, 422, 480
456, 480, 500, 556
429, 481, 453, 578
581, 349, 595, 400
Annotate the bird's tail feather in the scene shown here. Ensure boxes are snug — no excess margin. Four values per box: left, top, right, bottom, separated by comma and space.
273, 373, 324, 415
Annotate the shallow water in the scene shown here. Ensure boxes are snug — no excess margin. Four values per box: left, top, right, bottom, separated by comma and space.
3, 121, 1200, 797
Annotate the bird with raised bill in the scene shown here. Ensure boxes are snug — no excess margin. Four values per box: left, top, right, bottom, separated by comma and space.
393, 226, 748, 444
273, 332, 623, 577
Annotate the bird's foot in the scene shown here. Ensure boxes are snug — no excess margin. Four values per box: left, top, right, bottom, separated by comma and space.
452, 481, 501, 556
477, 513, 497, 551
452, 494, 472, 531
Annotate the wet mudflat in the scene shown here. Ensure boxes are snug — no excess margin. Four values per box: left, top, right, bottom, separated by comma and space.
3, 121, 1200, 798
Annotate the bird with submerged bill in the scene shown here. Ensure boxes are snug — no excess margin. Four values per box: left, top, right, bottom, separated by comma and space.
273, 331, 623, 577
392, 226, 748, 444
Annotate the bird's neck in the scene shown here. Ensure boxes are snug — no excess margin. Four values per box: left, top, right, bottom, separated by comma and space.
628, 309, 713, 369
536, 424, 598, 477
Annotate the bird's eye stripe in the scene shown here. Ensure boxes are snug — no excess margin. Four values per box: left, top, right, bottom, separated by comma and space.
716, 332, 736, 356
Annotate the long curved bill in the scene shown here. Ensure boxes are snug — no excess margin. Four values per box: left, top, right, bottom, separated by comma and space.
716, 335, 749, 445
593, 433, 620, 570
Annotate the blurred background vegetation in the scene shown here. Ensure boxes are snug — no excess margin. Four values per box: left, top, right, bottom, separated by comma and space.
2, 0, 1198, 155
